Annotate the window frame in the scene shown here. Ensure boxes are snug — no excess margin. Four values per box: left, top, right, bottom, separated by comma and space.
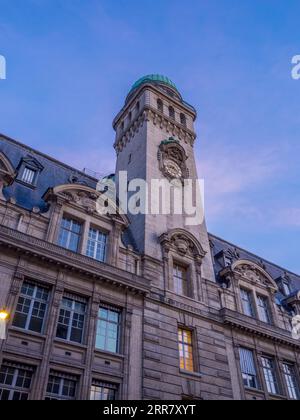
45, 373, 77, 401
261, 355, 280, 395
256, 294, 272, 325
90, 381, 118, 401
240, 288, 255, 318
86, 226, 108, 263
282, 362, 299, 400
58, 215, 83, 253
178, 327, 195, 373
95, 305, 122, 354
239, 347, 259, 390
12, 281, 49, 334
173, 262, 189, 297
0, 364, 34, 401
56, 295, 87, 344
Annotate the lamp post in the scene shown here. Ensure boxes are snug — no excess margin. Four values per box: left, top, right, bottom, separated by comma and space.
0, 309, 9, 340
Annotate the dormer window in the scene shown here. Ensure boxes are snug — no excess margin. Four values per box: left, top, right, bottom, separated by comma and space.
180, 113, 187, 127
21, 167, 36, 185
157, 99, 163, 113
283, 281, 291, 297
17, 155, 43, 188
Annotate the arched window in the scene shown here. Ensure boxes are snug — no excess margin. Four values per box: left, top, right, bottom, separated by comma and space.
169, 106, 175, 120
157, 99, 163, 113
128, 111, 132, 123
180, 113, 187, 127
136, 101, 140, 113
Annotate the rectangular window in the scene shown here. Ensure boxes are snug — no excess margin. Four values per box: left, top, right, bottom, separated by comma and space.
45, 372, 77, 400
21, 167, 36, 185
173, 264, 188, 296
283, 363, 299, 400
56, 296, 86, 344
86, 228, 107, 262
240, 289, 255, 317
262, 356, 279, 395
178, 328, 194, 372
0, 362, 34, 401
12, 282, 49, 334
58, 217, 82, 252
239, 348, 258, 389
95, 306, 121, 353
90, 381, 118, 401
257, 295, 272, 324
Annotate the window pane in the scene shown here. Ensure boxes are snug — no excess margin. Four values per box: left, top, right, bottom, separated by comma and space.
96, 307, 120, 353
262, 357, 278, 394
58, 217, 82, 252
178, 328, 194, 372
240, 289, 254, 317
239, 348, 258, 389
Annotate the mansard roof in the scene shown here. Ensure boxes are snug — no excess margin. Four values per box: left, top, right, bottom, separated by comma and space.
209, 233, 300, 304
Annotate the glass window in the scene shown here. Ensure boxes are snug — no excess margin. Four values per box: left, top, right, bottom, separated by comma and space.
178, 328, 194, 372
240, 289, 255, 318
0, 363, 33, 401
257, 295, 272, 324
283, 282, 291, 297
56, 297, 86, 344
95, 306, 121, 353
46, 374, 77, 400
262, 356, 279, 395
21, 167, 36, 185
90, 381, 118, 401
12, 282, 49, 334
58, 217, 82, 252
173, 264, 188, 296
283, 363, 299, 400
239, 348, 258, 389
86, 228, 107, 262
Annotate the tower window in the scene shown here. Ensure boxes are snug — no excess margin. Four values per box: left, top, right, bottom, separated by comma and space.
178, 328, 194, 372
169, 106, 175, 120
136, 101, 140, 113
157, 99, 163, 113
128, 111, 132, 123
283, 281, 291, 296
173, 263, 188, 296
180, 113, 187, 127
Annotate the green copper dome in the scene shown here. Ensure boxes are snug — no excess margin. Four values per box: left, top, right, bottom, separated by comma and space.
129, 74, 179, 94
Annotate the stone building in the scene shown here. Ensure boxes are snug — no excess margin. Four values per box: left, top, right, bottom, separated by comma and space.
0, 74, 299, 401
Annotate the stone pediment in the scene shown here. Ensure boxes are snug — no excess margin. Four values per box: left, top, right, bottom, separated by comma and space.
43, 184, 129, 227
232, 260, 278, 292
159, 228, 206, 261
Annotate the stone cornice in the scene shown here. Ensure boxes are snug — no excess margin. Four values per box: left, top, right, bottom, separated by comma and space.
0, 225, 150, 296
114, 106, 196, 154
221, 308, 300, 349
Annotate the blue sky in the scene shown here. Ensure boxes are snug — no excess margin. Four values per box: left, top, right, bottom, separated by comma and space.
0, 0, 299, 272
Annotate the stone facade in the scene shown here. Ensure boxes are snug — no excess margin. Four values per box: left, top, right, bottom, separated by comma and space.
0, 75, 299, 400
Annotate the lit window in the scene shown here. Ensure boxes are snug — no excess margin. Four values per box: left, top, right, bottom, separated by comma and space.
240, 289, 255, 318
45, 373, 77, 400
239, 348, 258, 389
257, 295, 272, 324
178, 328, 194, 372
169, 106, 175, 120
261, 356, 279, 395
12, 282, 49, 334
283, 363, 299, 400
0, 363, 34, 401
56, 296, 86, 344
96, 306, 121, 353
90, 381, 118, 401
86, 228, 107, 262
58, 217, 82, 252
173, 264, 188, 296
21, 167, 36, 185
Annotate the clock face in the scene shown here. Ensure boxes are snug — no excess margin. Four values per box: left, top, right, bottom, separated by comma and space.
164, 159, 182, 179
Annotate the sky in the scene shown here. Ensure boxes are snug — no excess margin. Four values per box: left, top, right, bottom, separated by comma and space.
0, 0, 299, 273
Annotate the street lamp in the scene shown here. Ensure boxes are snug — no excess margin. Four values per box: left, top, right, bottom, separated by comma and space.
0, 309, 9, 340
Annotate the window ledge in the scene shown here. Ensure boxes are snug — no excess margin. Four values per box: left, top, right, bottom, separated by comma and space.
15, 179, 37, 190
94, 349, 125, 360
53, 338, 88, 350
9, 326, 47, 340
180, 369, 202, 379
